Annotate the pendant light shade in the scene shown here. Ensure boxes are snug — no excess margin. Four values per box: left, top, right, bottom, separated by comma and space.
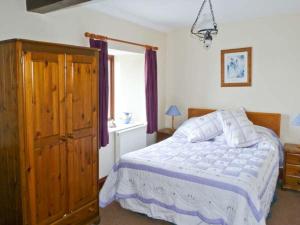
191, 0, 218, 49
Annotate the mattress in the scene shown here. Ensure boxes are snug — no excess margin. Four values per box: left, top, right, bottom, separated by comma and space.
100, 126, 282, 225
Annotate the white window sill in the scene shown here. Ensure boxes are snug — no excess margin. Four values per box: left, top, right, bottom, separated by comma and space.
108, 122, 147, 133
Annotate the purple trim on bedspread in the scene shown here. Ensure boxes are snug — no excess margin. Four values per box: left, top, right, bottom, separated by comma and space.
106, 160, 278, 222
100, 193, 229, 225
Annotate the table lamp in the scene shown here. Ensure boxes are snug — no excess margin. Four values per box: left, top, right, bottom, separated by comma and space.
165, 105, 181, 130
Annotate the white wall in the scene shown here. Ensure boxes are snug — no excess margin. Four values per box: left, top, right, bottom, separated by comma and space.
166, 13, 300, 143
0, 0, 166, 130
0, 0, 166, 177
99, 132, 115, 178
114, 54, 146, 123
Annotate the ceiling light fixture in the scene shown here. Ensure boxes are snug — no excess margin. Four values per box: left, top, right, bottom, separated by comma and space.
191, 0, 218, 49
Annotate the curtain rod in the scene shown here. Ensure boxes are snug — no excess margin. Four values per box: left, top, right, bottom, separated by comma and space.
85, 32, 158, 51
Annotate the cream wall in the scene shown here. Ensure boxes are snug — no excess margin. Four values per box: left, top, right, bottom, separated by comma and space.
0, 0, 167, 142
0, 0, 167, 178
2, 0, 300, 157
166, 14, 300, 143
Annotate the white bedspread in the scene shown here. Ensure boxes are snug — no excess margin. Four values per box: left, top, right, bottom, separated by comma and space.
100, 126, 282, 225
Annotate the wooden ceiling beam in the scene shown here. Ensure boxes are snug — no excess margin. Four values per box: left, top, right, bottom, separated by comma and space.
26, 0, 92, 13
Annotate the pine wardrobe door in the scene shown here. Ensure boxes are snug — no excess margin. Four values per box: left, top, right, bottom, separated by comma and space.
23, 52, 67, 225
66, 54, 98, 211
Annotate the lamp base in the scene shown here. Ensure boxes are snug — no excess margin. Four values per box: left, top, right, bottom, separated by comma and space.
171, 116, 176, 130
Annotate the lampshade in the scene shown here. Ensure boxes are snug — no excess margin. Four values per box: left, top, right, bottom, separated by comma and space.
165, 105, 181, 117
293, 114, 300, 126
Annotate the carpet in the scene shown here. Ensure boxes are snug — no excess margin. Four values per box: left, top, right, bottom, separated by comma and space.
99, 189, 300, 225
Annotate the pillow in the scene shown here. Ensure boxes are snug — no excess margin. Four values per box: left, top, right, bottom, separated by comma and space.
217, 108, 260, 147
174, 112, 223, 142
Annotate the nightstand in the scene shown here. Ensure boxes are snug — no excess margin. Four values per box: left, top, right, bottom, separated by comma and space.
283, 143, 300, 191
157, 128, 175, 142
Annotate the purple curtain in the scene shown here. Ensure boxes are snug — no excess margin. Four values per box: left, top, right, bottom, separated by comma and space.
145, 49, 158, 134
90, 39, 109, 147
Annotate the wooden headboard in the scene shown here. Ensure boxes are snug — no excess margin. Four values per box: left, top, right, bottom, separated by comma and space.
188, 108, 281, 137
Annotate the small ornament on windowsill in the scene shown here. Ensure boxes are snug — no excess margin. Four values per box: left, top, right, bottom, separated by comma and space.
165, 105, 182, 131
191, 0, 218, 49
108, 119, 117, 128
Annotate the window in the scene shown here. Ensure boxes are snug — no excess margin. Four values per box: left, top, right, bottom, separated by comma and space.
108, 49, 146, 125
108, 55, 115, 120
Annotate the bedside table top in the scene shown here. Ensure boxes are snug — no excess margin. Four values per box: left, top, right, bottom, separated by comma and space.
158, 128, 176, 135
285, 143, 300, 154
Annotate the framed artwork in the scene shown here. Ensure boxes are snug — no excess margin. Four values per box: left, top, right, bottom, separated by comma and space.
221, 47, 252, 87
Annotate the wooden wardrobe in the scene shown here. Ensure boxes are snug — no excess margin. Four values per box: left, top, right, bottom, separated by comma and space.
0, 39, 100, 225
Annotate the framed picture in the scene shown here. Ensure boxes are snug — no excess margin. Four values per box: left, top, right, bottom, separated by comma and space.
221, 47, 252, 87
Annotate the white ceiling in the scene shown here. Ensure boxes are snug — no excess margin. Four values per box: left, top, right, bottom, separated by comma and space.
85, 0, 300, 32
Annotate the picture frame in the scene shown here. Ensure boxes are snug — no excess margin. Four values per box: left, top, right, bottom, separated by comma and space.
221, 47, 252, 87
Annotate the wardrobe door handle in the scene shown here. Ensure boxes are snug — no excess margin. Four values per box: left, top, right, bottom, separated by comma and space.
67, 133, 74, 139
60, 136, 67, 142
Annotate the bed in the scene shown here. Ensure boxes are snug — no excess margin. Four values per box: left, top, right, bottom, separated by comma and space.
100, 108, 282, 225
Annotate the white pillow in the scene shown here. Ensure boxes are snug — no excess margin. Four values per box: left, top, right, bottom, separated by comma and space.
174, 112, 223, 142
217, 109, 260, 147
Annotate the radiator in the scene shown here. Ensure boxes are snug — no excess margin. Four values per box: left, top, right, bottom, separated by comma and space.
115, 124, 147, 163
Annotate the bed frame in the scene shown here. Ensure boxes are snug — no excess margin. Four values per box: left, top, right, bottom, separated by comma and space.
188, 108, 281, 137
